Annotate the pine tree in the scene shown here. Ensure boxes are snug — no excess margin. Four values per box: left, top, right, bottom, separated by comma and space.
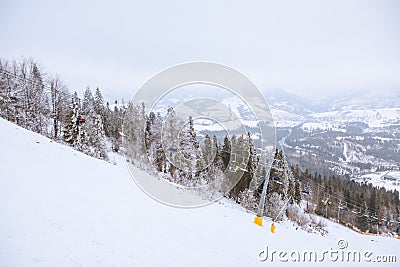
145, 111, 165, 172
111, 102, 122, 152
294, 180, 302, 204
267, 149, 285, 197
19, 60, 49, 134
221, 135, 231, 169
94, 87, 105, 116
63, 97, 80, 145
94, 87, 112, 137
212, 135, 223, 169
229, 133, 256, 201
178, 116, 200, 180
202, 134, 212, 167
287, 179, 295, 204
63, 96, 89, 153
49, 76, 68, 139
123, 101, 148, 161
82, 87, 95, 117
88, 115, 108, 160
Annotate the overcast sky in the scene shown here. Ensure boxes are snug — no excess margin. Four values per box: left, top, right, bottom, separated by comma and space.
1, 0, 399, 101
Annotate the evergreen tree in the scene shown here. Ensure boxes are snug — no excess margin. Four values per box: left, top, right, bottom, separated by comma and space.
82, 87, 95, 117
229, 133, 256, 201
294, 180, 302, 204
94, 87, 105, 117
178, 116, 200, 180
88, 115, 108, 160
111, 102, 122, 152
221, 135, 231, 169
49, 76, 68, 139
267, 149, 285, 197
212, 135, 223, 169
63, 96, 89, 153
202, 134, 212, 167
287, 179, 295, 204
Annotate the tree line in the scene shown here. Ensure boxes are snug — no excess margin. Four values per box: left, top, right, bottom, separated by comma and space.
1, 57, 398, 235
294, 166, 400, 234
125, 104, 400, 234
0, 57, 122, 161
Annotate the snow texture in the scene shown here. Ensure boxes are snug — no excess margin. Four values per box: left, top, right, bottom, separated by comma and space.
0, 118, 399, 266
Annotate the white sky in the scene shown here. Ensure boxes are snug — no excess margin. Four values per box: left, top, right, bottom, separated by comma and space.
1, 0, 399, 101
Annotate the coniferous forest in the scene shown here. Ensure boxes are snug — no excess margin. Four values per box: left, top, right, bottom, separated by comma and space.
1, 57, 399, 235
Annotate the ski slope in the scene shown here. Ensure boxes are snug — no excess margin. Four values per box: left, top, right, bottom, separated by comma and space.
0, 117, 399, 266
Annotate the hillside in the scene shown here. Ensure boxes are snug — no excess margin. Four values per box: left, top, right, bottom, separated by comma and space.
0, 117, 399, 266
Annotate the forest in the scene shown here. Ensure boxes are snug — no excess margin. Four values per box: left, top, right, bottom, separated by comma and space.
1, 57, 399, 235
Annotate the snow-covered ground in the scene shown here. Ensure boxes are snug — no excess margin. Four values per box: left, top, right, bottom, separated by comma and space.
269, 106, 400, 130
301, 122, 346, 132
270, 108, 305, 128
0, 118, 399, 266
310, 108, 400, 128
355, 172, 400, 196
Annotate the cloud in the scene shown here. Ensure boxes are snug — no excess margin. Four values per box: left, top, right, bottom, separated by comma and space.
1, 0, 399, 99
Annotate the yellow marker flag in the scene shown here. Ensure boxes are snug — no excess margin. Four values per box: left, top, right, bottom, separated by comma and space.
271, 223, 276, 234
254, 216, 263, 226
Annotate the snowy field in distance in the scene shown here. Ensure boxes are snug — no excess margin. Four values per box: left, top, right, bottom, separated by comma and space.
354, 172, 400, 197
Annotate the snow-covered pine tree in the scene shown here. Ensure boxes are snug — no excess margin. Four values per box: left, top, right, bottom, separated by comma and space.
94, 87, 104, 116
88, 114, 108, 160
0, 59, 15, 122
212, 135, 222, 167
19, 60, 49, 134
63, 96, 79, 145
267, 149, 285, 197
294, 180, 302, 204
82, 87, 95, 117
94, 87, 113, 137
220, 135, 231, 170
49, 76, 69, 140
287, 179, 295, 204
178, 116, 200, 181
63, 95, 89, 153
111, 101, 122, 152
230, 133, 257, 203
161, 107, 180, 178
123, 101, 136, 160
201, 134, 212, 168
145, 111, 155, 151
123, 101, 148, 162
144, 111, 166, 172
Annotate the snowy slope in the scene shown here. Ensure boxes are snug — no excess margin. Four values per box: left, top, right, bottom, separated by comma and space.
0, 118, 399, 266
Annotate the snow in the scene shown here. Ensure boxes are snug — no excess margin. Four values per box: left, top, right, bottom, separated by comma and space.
270, 108, 305, 128
0, 117, 399, 266
343, 142, 349, 162
271, 106, 400, 129
310, 108, 400, 128
355, 172, 400, 196
301, 122, 346, 132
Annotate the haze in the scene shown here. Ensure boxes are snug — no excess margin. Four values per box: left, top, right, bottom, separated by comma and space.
1, 0, 399, 101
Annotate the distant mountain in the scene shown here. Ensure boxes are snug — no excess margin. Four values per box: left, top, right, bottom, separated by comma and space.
262, 89, 316, 115
323, 89, 400, 111
262, 88, 400, 128
264, 88, 400, 113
